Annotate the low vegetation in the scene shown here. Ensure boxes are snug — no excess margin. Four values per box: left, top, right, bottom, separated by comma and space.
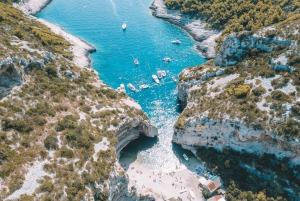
196, 146, 300, 200
0, 2, 148, 200
165, 0, 299, 44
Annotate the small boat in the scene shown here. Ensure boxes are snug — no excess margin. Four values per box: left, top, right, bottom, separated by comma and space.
183, 154, 189, 161
127, 83, 136, 91
122, 22, 127, 30
172, 76, 177, 82
157, 70, 163, 79
162, 57, 171, 62
171, 40, 181, 44
152, 75, 160, 84
134, 59, 139, 65
161, 70, 166, 77
139, 84, 150, 90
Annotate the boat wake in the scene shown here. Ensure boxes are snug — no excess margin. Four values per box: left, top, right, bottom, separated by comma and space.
109, 0, 120, 20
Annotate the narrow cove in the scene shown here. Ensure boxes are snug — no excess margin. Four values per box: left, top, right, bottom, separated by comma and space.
37, 0, 207, 199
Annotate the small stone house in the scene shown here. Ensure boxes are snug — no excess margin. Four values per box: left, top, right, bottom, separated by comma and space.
199, 176, 223, 195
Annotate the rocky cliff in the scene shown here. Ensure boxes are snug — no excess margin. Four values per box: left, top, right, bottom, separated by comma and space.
0, 3, 158, 200
115, 119, 158, 159
149, 0, 220, 59
174, 17, 300, 199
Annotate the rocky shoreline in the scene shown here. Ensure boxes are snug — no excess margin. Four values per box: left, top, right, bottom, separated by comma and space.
14, 0, 53, 15
14, 0, 96, 69
9, 1, 160, 200
149, 0, 221, 59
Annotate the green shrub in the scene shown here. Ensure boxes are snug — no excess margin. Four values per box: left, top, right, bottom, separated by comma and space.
278, 118, 300, 137
259, 67, 276, 77
39, 180, 54, 193
0, 12, 5, 22
26, 103, 55, 117
44, 135, 58, 150
234, 84, 251, 97
56, 115, 78, 131
291, 102, 300, 116
20, 139, 30, 148
2, 118, 33, 133
271, 77, 289, 89
32, 116, 47, 126
59, 146, 74, 158
0, 147, 11, 165
252, 86, 267, 96
227, 84, 251, 97
46, 66, 57, 77
271, 90, 289, 102
12, 28, 24, 39
288, 55, 300, 66
20, 194, 34, 201
81, 105, 91, 113
111, 119, 119, 126
174, 117, 185, 129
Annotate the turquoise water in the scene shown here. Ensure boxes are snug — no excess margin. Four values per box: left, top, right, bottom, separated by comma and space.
38, 0, 206, 170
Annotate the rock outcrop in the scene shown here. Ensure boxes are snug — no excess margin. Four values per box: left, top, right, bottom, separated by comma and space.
149, 0, 220, 59
172, 113, 300, 165
0, 59, 23, 99
14, 0, 53, 15
214, 32, 291, 67
115, 118, 158, 159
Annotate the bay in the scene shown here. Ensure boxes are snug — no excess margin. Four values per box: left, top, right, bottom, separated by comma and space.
38, 0, 206, 170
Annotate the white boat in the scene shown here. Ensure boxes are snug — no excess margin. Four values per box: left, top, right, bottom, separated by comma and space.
116, 84, 126, 93
161, 70, 166, 77
183, 154, 189, 161
134, 59, 139, 65
172, 76, 177, 82
171, 40, 181, 44
152, 75, 160, 84
139, 84, 150, 90
127, 83, 136, 91
157, 70, 163, 79
122, 22, 127, 30
162, 57, 171, 62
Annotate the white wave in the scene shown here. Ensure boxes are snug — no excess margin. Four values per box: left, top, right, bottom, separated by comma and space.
109, 0, 120, 20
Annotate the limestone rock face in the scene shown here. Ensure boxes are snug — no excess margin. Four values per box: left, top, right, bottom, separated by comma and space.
149, 0, 220, 59
0, 59, 23, 99
214, 33, 291, 67
172, 113, 300, 165
178, 82, 190, 108
115, 118, 158, 158
106, 118, 157, 201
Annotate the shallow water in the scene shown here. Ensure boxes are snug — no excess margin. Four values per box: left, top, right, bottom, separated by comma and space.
38, 0, 206, 171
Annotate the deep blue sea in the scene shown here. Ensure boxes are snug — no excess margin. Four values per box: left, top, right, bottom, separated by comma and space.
38, 0, 206, 170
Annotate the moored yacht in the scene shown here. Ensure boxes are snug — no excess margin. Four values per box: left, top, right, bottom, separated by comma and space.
172, 76, 177, 82
127, 83, 136, 91
162, 57, 171, 62
152, 75, 160, 84
171, 40, 181, 44
183, 154, 189, 161
139, 84, 150, 90
161, 70, 166, 77
122, 22, 127, 30
134, 59, 139, 65
157, 70, 163, 79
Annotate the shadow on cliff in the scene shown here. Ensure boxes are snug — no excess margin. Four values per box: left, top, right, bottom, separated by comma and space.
119, 135, 159, 165
172, 143, 202, 173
